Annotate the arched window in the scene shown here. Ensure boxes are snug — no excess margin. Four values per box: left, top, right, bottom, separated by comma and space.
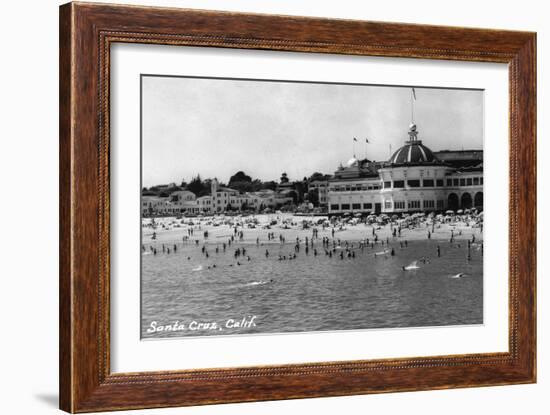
448, 193, 459, 211
461, 193, 473, 209
474, 192, 483, 209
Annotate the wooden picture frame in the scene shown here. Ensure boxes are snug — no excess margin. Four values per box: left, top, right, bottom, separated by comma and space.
59, 2, 536, 412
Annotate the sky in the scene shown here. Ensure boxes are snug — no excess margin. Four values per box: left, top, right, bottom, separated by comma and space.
141, 75, 483, 187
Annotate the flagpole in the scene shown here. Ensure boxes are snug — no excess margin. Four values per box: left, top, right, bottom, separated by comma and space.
411, 88, 414, 124
411, 87, 416, 124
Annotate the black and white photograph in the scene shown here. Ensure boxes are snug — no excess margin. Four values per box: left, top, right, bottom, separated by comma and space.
140, 75, 484, 339
3, 0, 545, 413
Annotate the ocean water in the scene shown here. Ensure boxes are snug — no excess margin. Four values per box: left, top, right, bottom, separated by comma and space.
141, 238, 483, 339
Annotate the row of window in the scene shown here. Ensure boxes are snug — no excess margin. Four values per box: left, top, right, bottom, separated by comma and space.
214, 192, 238, 198
330, 184, 381, 192
330, 176, 483, 192
395, 199, 444, 210
384, 179, 444, 188
230, 199, 252, 204
447, 177, 483, 187
330, 203, 374, 211
330, 199, 445, 211
387, 177, 483, 188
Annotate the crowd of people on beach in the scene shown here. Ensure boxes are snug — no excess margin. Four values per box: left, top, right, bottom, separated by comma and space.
141, 212, 483, 274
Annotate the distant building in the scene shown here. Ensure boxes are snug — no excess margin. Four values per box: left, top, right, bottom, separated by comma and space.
141, 190, 202, 216
328, 123, 483, 215
210, 178, 239, 212
433, 150, 483, 168
196, 195, 213, 214
142, 178, 296, 217
141, 196, 171, 216
309, 179, 330, 207
210, 178, 293, 213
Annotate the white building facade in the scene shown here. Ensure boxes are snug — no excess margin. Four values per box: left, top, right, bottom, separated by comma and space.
210, 178, 293, 213
309, 180, 330, 207
142, 179, 296, 216
328, 124, 483, 215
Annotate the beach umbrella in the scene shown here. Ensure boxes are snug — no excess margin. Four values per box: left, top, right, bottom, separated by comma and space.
445, 210, 454, 214
354, 213, 362, 218
457, 209, 464, 214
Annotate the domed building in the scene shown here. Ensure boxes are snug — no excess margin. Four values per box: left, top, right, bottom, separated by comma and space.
387, 124, 438, 165
327, 123, 484, 215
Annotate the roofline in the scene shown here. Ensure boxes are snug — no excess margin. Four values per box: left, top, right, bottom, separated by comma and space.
380, 161, 449, 168
329, 176, 380, 182
434, 149, 484, 153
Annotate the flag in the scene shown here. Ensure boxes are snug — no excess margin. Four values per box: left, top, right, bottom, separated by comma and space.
353, 137, 358, 142
412, 87, 417, 100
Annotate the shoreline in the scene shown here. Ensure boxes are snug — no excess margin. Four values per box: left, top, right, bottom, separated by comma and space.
141, 214, 483, 247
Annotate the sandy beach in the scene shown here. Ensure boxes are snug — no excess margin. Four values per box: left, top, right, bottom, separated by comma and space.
141, 213, 483, 249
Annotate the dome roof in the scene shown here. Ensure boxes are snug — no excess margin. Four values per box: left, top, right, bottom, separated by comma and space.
388, 124, 438, 165
346, 157, 359, 167
388, 140, 437, 164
